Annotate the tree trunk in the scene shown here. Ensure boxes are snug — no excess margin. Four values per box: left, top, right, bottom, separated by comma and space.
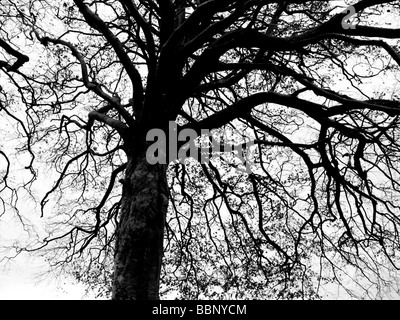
112, 151, 168, 300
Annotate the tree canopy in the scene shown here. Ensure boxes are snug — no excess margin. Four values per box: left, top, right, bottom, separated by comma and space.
1, 0, 400, 299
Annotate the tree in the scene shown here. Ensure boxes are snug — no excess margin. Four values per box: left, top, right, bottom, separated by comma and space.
2, 0, 400, 300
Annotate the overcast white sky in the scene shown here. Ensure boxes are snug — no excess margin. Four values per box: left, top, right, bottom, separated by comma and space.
0, 253, 94, 300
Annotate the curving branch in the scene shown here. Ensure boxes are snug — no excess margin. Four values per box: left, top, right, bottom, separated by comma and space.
0, 38, 29, 71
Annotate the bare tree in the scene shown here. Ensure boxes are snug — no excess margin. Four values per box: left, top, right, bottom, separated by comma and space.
2, 0, 400, 300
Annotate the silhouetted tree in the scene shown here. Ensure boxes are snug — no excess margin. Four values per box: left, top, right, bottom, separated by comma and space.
1, 0, 400, 300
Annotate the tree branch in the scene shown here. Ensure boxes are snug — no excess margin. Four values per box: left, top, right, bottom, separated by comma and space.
0, 38, 29, 71
73, 0, 144, 109
35, 32, 135, 129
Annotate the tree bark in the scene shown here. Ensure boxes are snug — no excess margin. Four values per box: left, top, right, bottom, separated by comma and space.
112, 151, 168, 300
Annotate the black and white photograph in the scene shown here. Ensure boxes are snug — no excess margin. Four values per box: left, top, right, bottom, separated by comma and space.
1, 0, 400, 309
